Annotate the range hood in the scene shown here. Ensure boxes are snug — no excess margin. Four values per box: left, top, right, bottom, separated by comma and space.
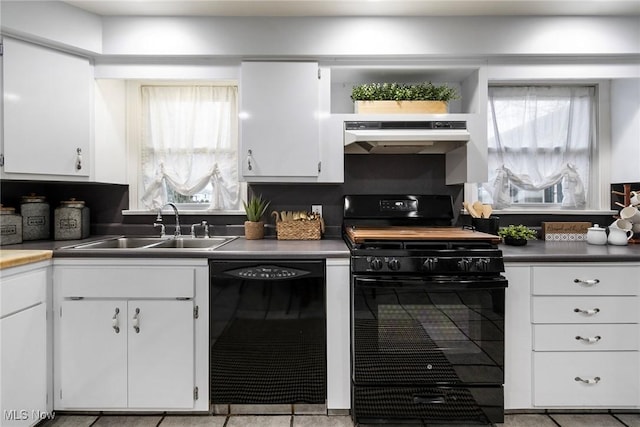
344, 121, 470, 154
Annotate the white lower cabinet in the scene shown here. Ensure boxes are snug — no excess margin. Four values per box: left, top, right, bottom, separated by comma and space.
0, 261, 51, 427
534, 352, 639, 407
530, 263, 640, 409
505, 262, 640, 410
59, 300, 194, 409
53, 259, 208, 412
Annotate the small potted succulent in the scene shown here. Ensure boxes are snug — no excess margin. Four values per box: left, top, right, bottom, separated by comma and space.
498, 224, 537, 246
243, 194, 270, 240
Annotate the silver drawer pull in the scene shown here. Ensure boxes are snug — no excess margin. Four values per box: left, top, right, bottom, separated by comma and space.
574, 308, 600, 315
112, 307, 120, 333
574, 278, 600, 286
133, 308, 140, 333
575, 376, 601, 384
575, 335, 601, 343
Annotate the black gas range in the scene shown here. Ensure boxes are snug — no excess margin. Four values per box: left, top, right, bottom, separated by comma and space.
343, 195, 507, 426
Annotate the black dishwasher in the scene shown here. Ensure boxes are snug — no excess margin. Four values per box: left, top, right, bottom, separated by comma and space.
209, 260, 326, 405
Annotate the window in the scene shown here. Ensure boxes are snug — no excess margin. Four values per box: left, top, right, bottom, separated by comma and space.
136, 84, 241, 211
478, 85, 595, 210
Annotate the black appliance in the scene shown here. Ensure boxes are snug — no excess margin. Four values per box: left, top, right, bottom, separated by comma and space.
343, 195, 507, 426
209, 260, 326, 405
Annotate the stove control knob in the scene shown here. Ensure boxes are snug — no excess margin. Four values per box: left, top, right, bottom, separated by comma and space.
458, 258, 472, 272
369, 258, 383, 271
475, 258, 491, 271
422, 257, 439, 271
387, 258, 401, 271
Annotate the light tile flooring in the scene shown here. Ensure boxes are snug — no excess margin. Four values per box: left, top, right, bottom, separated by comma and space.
40, 412, 640, 427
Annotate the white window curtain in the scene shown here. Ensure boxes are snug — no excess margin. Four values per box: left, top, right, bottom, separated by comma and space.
140, 85, 239, 211
485, 86, 593, 209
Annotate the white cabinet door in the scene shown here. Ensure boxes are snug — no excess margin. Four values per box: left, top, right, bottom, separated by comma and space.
2, 37, 91, 179
1, 304, 47, 427
128, 300, 195, 409
59, 300, 127, 408
240, 62, 320, 180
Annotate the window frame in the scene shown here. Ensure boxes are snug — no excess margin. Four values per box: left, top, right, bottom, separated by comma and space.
465, 79, 614, 215
124, 80, 246, 216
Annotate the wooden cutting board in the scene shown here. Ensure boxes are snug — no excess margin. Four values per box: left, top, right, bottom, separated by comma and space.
345, 226, 501, 243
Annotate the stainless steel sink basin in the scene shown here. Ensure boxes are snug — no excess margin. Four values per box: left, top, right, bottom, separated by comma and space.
64, 236, 236, 251
71, 237, 167, 249
149, 237, 232, 250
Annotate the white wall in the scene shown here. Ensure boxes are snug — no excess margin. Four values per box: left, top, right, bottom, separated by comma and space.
2, 2, 639, 59
1, 0, 102, 54
610, 79, 640, 183
101, 16, 640, 58
94, 80, 127, 184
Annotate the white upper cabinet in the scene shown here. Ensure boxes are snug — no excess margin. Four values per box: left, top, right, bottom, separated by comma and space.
2, 38, 92, 180
240, 61, 322, 181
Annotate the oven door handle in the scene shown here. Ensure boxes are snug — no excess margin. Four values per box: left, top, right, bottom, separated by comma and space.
354, 276, 508, 290
413, 394, 446, 405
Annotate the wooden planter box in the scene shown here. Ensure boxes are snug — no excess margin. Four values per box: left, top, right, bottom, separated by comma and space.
354, 100, 448, 114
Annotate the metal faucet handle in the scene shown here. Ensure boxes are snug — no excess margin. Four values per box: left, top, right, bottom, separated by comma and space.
153, 222, 166, 238
190, 221, 210, 238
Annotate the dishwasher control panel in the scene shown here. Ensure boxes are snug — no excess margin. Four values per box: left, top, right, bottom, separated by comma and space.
226, 265, 310, 280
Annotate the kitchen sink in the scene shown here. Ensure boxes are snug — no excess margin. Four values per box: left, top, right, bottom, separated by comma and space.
63, 236, 236, 251
70, 237, 167, 249
149, 237, 232, 249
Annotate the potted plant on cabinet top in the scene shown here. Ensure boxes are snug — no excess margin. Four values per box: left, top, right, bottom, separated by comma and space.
351, 82, 459, 114
498, 224, 537, 246
243, 194, 270, 240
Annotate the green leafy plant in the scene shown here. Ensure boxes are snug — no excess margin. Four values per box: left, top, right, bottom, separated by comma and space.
498, 224, 537, 240
351, 82, 459, 102
243, 194, 270, 222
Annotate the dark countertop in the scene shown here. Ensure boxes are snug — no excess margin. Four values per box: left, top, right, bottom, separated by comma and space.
7, 235, 351, 260
501, 239, 640, 262
4, 236, 640, 263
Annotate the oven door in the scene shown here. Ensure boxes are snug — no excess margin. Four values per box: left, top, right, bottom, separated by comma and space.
352, 275, 506, 387
352, 275, 506, 424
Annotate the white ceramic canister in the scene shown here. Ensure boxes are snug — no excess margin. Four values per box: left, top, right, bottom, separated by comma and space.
586, 224, 608, 245
54, 198, 90, 240
0, 205, 23, 245
20, 194, 50, 240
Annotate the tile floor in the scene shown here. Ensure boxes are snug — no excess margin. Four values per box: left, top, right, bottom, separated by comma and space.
39, 412, 640, 427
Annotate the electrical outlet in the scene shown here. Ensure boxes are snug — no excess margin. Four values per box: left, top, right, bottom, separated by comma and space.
311, 205, 323, 217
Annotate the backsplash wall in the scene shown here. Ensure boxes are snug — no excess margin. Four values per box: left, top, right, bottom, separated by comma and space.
1, 156, 622, 239
252, 154, 463, 236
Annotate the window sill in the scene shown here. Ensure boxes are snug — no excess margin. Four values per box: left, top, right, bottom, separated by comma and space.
122, 209, 245, 216
462, 209, 616, 216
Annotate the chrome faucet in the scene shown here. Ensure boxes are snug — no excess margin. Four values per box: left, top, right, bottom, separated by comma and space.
156, 203, 181, 237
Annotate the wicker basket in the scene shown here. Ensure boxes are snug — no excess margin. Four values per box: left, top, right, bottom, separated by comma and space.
276, 219, 322, 240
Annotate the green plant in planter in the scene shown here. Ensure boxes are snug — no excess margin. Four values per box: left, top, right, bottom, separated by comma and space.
243, 194, 270, 222
498, 224, 537, 244
351, 82, 459, 101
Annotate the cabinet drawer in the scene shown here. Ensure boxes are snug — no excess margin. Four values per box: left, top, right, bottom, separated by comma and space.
57, 266, 195, 298
533, 324, 638, 351
533, 352, 639, 407
1, 268, 47, 317
532, 265, 639, 296
532, 296, 638, 324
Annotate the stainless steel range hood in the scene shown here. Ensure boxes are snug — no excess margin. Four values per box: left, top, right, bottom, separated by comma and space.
344, 121, 470, 154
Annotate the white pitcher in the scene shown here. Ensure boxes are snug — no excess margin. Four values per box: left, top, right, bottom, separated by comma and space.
607, 226, 633, 246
